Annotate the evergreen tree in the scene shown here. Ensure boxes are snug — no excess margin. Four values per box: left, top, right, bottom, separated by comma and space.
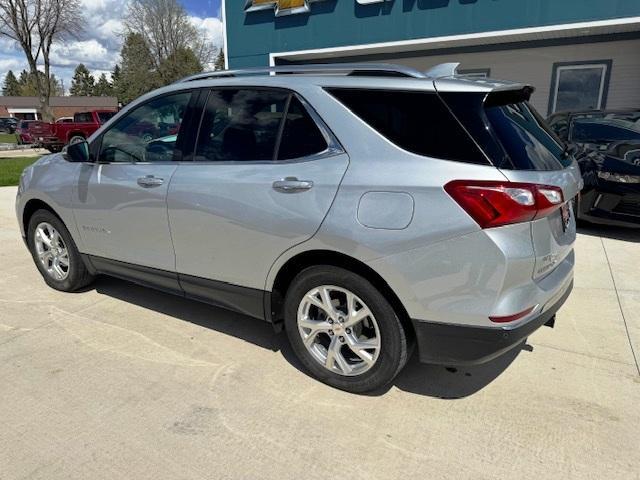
93, 73, 113, 96
69, 64, 95, 96
214, 48, 225, 71
18, 70, 30, 91
119, 32, 158, 105
111, 64, 122, 100
16, 70, 61, 96
49, 74, 64, 96
158, 47, 203, 84
2, 70, 21, 96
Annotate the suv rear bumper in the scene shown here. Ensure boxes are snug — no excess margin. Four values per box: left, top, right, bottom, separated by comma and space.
411, 280, 573, 366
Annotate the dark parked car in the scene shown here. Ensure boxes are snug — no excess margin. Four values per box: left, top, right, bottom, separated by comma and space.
0, 117, 18, 134
548, 110, 640, 227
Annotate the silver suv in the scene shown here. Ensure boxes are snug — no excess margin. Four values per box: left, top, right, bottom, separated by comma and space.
16, 64, 580, 393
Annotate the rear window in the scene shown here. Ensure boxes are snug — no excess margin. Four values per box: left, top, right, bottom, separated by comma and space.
485, 101, 570, 170
98, 111, 116, 124
441, 91, 570, 171
326, 88, 488, 165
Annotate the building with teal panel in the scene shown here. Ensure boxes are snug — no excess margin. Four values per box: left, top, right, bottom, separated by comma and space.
223, 0, 640, 115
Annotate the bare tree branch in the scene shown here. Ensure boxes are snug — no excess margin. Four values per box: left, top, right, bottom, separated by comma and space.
0, 0, 83, 120
123, 0, 215, 78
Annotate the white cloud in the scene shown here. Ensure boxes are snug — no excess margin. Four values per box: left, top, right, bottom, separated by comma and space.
189, 15, 224, 51
91, 70, 113, 82
50, 39, 117, 69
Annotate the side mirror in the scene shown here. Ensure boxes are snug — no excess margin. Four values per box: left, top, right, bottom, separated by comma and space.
64, 140, 91, 163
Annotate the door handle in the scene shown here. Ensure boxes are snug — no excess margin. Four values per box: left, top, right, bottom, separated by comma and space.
272, 177, 314, 193
137, 175, 164, 188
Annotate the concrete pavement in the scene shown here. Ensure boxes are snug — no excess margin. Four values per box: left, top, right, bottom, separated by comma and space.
0, 148, 46, 158
1, 186, 639, 480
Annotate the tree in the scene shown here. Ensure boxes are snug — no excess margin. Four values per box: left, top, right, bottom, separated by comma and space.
49, 74, 64, 96
2, 69, 20, 95
93, 73, 112, 97
123, 0, 211, 84
0, 0, 83, 120
69, 64, 94, 96
158, 47, 202, 84
214, 48, 225, 71
118, 32, 158, 104
17, 69, 62, 96
111, 64, 122, 99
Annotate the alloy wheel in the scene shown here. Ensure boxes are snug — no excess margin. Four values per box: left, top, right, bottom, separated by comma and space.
34, 222, 70, 281
297, 285, 381, 376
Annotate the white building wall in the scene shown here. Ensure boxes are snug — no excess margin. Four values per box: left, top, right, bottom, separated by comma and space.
391, 38, 640, 115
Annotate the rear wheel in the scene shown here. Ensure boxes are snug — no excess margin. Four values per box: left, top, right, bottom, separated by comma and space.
284, 266, 409, 393
27, 210, 94, 292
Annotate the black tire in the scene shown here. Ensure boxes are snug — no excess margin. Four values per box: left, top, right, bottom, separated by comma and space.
284, 266, 409, 393
27, 209, 94, 292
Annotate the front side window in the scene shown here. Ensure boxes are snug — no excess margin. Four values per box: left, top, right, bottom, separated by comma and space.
99, 92, 190, 163
194, 89, 327, 162
551, 62, 610, 114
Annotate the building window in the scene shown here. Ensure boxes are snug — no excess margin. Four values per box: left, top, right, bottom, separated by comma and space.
550, 61, 612, 114
458, 68, 491, 79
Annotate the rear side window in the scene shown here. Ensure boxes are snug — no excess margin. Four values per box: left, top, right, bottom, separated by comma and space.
74, 112, 93, 123
195, 89, 288, 162
195, 89, 328, 162
326, 88, 487, 164
278, 97, 327, 160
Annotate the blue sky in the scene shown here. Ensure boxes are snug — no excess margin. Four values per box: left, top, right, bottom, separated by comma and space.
0, 0, 224, 93
183, 0, 221, 18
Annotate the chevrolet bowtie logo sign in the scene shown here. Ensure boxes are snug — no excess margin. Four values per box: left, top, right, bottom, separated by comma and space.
245, 0, 388, 16
244, 0, 324, 16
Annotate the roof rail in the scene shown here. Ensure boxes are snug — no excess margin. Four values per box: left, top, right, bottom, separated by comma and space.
175, 63, 428, 83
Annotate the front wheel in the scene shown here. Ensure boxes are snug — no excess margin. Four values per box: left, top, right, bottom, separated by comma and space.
27, 209, 94, 292
284, 266, 409, 393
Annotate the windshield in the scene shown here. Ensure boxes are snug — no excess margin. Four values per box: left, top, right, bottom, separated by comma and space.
571, 119, 640, 144
485, 102, 571, 170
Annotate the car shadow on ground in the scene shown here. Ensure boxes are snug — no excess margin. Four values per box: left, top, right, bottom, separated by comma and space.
577, 223, 640, 243
93, 276, 524, 399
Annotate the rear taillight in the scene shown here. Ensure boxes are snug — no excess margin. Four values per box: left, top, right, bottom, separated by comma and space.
444, 180, 564, 228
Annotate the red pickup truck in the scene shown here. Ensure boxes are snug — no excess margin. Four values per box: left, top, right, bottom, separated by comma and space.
31, 110, 117, 152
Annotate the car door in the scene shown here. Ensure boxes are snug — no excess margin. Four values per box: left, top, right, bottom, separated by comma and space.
73, 90, 193, 283
167, 88, 349, 317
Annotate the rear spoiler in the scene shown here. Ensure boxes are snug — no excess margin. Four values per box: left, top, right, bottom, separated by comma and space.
485, 86, 536, 107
